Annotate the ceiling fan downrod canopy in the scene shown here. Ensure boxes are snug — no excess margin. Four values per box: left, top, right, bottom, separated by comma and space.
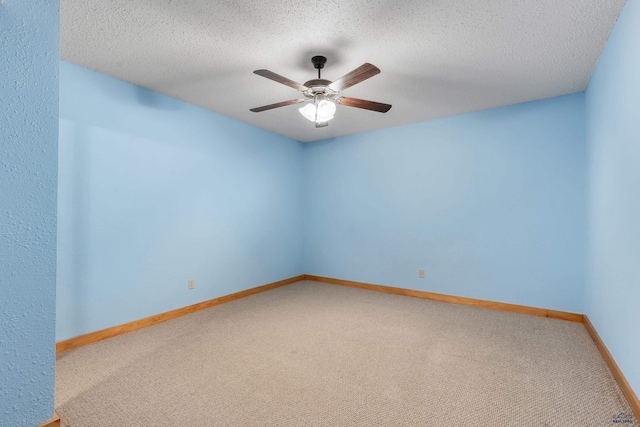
250, 55, 392, 128
312, 55, 326, 79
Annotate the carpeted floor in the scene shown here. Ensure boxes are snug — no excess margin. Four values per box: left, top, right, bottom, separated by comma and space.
55, 280, 638, 426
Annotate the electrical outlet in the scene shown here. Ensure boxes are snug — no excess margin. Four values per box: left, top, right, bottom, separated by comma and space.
188, 279, 195, 290
418, 269, 425, 278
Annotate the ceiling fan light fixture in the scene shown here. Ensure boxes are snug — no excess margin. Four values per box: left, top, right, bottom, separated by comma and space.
299, 103, 317, 122
299, 97, 336, 124
316, 99, 336, 122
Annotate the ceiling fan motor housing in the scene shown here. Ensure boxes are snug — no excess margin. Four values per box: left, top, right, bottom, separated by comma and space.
304, 56, 335, 98
303, 79, 334, 97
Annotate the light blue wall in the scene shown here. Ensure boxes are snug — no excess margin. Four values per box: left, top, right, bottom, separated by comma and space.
57, 61, 304, 341
0, 1, 59, 426
304, 94, 586, 313
585, 0, 640, 397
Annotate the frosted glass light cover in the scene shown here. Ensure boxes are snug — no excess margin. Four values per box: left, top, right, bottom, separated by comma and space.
316, 100, 336, 122
299, 103, 316, 122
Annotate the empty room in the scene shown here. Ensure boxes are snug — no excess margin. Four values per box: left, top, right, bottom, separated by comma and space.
1, 0, 639, 426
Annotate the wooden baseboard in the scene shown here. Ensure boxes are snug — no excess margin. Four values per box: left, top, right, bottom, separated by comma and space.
54, 273, 638, 420
37, 413, 60, 427
303, 275, 584, 322
583, 315, 640, 420
56, 275, 306, 353
55, 273, 583, 353
303, 275, 639, 418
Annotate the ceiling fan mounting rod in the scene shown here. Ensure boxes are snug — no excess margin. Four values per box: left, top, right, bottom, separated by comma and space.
311, 55, 327, 79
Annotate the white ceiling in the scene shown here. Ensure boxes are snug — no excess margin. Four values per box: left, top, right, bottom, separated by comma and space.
61, 0, 626, 143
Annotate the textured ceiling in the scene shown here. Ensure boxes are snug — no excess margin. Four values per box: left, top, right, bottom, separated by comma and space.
61, 0, 625, 142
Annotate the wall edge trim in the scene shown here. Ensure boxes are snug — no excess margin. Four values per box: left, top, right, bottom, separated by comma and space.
303, 275, 584, 322
583, 315, 640, 420
56, 274, 638, 419
37, 413, 60, 427
305, 275, 639, 418
56, 275, 306, 353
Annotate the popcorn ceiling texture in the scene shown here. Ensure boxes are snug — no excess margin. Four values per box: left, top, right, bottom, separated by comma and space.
0, 1, 59, 426
60, 0, 626, 142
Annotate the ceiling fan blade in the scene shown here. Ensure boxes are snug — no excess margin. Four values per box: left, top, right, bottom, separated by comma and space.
328, 63, 380, 92
337, 97, 392, 113
250, 99, 305, 112
254, 69, 307, 92
315, 121, 329, 128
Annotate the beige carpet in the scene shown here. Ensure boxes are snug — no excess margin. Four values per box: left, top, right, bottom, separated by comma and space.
56, 280, 638, 426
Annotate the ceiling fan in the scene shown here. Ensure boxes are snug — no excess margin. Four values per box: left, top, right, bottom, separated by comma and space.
250, 56, 392, 128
